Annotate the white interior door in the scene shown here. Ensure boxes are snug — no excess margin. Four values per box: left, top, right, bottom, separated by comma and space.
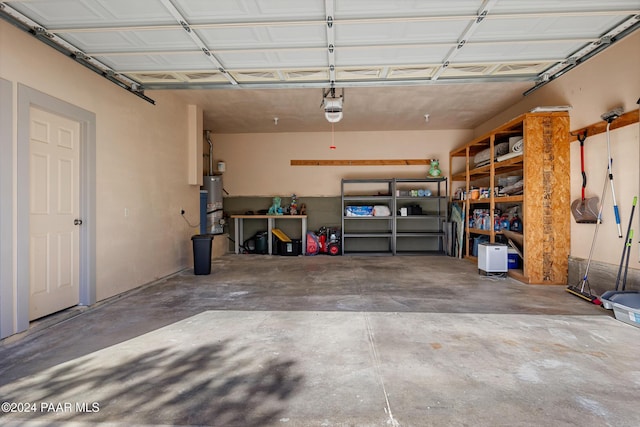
29, 107, 80, 320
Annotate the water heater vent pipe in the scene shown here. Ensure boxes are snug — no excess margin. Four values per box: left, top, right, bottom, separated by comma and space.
205, 130, 213, 175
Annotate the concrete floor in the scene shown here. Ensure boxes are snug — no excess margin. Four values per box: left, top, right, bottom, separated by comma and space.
0, 255, 639, 427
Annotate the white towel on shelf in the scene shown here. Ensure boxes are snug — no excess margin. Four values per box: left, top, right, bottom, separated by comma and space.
373, 205, 391, 216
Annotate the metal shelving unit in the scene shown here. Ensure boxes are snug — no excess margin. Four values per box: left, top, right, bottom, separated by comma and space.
341, 179, 395, 255
394, 178, 448, 255
341, 178, 448, 255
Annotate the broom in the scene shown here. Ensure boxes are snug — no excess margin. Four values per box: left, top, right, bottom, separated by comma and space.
565, 157, 610, 305
615, 197, 637, 291
566, 109, 625, 305
566, 216, 603, 305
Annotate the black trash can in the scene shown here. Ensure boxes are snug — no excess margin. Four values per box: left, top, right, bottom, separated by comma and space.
191, 234, 214, 275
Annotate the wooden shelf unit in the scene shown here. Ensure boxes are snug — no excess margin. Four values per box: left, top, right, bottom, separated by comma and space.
449, 112, 571, 285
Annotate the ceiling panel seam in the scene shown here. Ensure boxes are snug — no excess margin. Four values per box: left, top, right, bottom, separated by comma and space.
158, 0, 237, 85
432, 0, 498, 81
525, 13, 640, 95
138, 75, 534, 91
120, 60, 565, 84
43, 11, 640, 33
83, 37, 598, 58
325, 0, 335, 85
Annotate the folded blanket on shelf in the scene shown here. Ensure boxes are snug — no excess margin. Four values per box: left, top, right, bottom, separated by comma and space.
474, 142, 509, 167
512, 139, 523, 153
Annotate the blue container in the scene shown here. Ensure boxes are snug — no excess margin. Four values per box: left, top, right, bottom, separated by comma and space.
200, 190, 208, 235
507, 248, 520, 269
473, 235, 490, 257
510, 215, 523, 232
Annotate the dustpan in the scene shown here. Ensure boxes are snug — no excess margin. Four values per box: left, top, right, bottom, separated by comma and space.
571, 196, 599, 223
571, 132, 599, 223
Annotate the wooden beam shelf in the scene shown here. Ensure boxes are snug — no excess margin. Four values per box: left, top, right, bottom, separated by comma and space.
290, 159, 430, 166
569, 109, 639, 142
449, 111, 571, 285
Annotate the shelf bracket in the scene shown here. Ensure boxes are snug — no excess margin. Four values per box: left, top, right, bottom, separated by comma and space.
291, 159, 431, 166
569, 109, 638, 142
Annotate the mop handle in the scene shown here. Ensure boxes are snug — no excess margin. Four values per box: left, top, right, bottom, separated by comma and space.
622, 229, 634, 291
613, 205, 621, 234
615, 196, 637, 290
606, 121, 623, 237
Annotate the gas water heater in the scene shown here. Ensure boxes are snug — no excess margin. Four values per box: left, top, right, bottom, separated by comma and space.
202, 175, 224, 234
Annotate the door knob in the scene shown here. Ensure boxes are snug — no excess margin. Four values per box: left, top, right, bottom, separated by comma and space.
74, 219, 83, 226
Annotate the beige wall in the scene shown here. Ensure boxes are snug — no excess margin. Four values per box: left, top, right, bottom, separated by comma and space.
0, 20, 199, 309
1, 16, 637, 339
211, 32, 639, 271
477, 31, 640, 271
212, 130, 472, 197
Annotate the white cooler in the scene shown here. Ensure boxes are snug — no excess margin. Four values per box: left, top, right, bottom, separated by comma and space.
478, 243, 508, 274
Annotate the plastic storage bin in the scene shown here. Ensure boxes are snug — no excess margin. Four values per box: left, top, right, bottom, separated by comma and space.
345, 206, 374, 216
276, 239, 302, 256
600, 292, 640, 328
191, 234, 213, 275
472, 235, 490, 257
507, 248, 520, 269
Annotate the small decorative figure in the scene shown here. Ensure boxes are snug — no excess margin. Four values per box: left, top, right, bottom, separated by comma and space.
290, 193, 298, 215
428, 159, 441, 177
267, 196, 283, 215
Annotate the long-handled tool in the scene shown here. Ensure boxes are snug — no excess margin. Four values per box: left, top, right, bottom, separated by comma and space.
566, 169, 610, 305
599, 195, 639, 309
622, 229, 634, 291
601, 107, 624, 238
571, 132, 599, 223
615, 196, 637, 290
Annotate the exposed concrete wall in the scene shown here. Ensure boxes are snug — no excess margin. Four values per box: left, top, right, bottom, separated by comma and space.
568, 257, 640, 295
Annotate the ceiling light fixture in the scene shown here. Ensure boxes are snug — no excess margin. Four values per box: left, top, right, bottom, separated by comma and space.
322, 87, 344, 123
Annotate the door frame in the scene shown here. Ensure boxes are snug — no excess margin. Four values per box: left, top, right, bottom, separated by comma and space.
0, 78, 13, 339
15, 84, 96, 333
